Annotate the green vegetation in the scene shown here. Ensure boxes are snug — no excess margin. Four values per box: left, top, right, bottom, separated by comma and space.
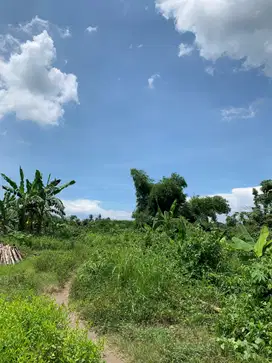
1, 167, 272, 362
0, 294, 102, 362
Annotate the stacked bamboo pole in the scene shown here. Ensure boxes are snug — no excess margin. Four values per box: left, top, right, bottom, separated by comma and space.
0, 244, 22, 265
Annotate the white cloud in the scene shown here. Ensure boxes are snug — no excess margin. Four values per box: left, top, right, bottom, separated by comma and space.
148, 73, 160, 89
156, 0, 272, 76
137, 44, 143, 48
0, 130, 7, 136
58, 27, 71, 39
205, 66, 215, 76
18, 16, 49, 35
0, 34, 20, 53
0, 30, 78, 125
178, 43, 194, 57
17, 16, 71, 39
86, 26, 98, 34
217, 186, 261, 214
221, 103, 257, 120
63, 199, 132, 220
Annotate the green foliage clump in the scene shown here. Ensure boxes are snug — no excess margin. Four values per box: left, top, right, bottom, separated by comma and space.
179, 228, 223, 277
217, 253, 272, 360
183, 196, 230, 224
0, 294, 102, 363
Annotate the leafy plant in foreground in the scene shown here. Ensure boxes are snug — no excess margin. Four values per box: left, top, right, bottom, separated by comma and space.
231, 225, 272, 257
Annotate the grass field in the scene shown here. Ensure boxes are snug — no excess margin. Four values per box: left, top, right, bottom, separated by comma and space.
0, 225, 270, 363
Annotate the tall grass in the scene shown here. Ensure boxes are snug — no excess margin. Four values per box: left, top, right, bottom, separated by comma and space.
71, 245, 186, 329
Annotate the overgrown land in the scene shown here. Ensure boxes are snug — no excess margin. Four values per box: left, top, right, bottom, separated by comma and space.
1, 167, 272, 362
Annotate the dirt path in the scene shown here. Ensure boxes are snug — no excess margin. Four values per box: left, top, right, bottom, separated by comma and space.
52, 280, 125, 363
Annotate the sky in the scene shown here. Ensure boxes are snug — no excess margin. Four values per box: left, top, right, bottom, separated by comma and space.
0, 0, 271, 219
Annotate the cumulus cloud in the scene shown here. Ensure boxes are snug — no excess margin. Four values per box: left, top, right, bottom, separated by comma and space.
178, 43, 194, 57
156, 0, 272, 76
217, 186, 261, 214
86, 26, 98, 34
221, 103, 257, 120
63, 199, 132, 220
0, 30, 78, 125
148, 73, 160, 89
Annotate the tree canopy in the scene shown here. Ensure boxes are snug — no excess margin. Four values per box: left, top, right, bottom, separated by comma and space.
131, 168, 230, 226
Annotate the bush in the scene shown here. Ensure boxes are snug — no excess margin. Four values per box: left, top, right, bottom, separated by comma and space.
0, 294, 102, 363
179, 228, 223, 277
218, 294, 272, 360
217, 254, 272, 360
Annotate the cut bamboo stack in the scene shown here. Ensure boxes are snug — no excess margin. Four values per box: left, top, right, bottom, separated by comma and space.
0, 243, 23, 265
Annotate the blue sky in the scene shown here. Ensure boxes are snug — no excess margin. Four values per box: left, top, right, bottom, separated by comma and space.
0, 0, 271, 218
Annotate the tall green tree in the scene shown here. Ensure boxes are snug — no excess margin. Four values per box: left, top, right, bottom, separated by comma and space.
148, 173, 187, 216
131, 169, 187, 224
131, 169, 153, 213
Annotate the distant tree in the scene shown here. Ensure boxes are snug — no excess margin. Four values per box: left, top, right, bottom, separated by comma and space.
148, 173, 187, 216
96, 214, 102, 221
251, 180, 272, 227
182, 195, 230, 223
70, 215, 79, 222
88, 214, 93, 221
131, 169, 187, 224
131, 169, 153, 214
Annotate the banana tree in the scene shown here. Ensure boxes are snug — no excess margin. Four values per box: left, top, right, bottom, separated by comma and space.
36, 173, 75, 234
1, 167, 75, 234
0, 192, 17, 233
153, 200, 187, 241
231, 225, 272, 257
1, 167, 28, 231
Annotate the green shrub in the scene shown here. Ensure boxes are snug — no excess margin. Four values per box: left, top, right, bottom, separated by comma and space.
0, 294, 102, 363
218, 294, 272, 360
179, 228, 223, 277
217, 254, 272, 360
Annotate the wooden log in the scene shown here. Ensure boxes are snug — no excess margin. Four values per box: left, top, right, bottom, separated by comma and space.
0, 244, 23, 265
